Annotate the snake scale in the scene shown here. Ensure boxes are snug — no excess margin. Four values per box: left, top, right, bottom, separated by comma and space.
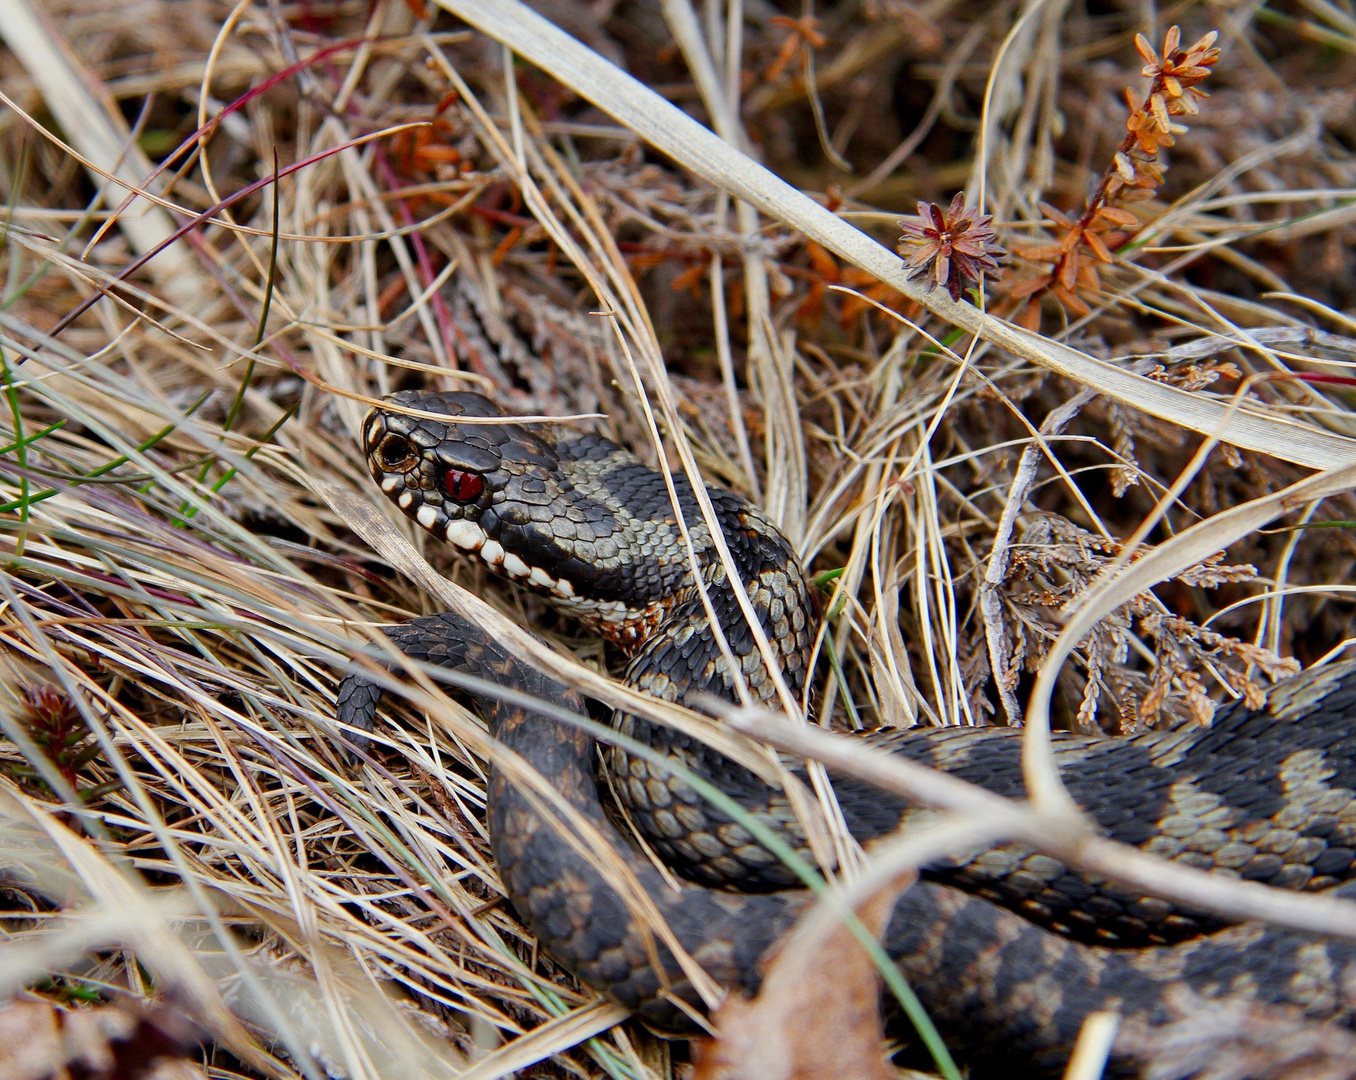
338, 390, 1356, 1075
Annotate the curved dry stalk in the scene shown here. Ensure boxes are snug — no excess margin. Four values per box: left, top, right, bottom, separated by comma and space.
1026, 438, 1356, 814
723, 706, 1356, 940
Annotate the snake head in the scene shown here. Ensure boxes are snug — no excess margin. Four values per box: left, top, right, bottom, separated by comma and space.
362, 390, 584, 597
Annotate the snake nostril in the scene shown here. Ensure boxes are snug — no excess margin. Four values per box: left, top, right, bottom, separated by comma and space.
378, 434, 417, 472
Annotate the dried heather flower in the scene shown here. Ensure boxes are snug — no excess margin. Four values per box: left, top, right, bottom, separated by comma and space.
1135, 28, 1221, 110
898, 193, 1004, 302
1124, 88, 1183, 155
1000, 26, 1220, 328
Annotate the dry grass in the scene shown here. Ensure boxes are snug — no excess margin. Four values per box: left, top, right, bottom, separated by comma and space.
2, 0, 1356, 1076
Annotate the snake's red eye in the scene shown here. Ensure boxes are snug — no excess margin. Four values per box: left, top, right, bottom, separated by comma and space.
442, 468, 484, 502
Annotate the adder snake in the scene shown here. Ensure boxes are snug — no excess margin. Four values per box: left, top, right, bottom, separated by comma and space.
337, 389, 1356, 1075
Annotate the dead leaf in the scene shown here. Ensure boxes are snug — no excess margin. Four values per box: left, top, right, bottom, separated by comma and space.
692, 870, 913, 1080
0, 999, 207, 1080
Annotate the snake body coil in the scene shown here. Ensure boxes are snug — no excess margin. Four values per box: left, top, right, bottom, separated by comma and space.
339, 390, 1356, 1075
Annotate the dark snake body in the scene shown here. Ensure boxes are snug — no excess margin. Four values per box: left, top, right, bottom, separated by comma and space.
339, 390, 1356, 1074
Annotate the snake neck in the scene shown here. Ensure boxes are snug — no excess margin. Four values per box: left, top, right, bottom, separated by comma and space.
458, 625, 812, 1025
496, 430, 819, 686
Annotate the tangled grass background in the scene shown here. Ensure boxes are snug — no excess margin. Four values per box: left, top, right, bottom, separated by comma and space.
2, 0, 1356, 1075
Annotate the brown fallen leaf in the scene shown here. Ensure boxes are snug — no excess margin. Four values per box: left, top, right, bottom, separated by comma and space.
0, 998, 207, 1080
691, 869, 913, 1080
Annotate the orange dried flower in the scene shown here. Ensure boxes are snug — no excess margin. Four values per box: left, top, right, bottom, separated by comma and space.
765, 16, 827, 81
998, 26, 1220, 328
1135, 27, 1220, 104
898, 193, 1004, 303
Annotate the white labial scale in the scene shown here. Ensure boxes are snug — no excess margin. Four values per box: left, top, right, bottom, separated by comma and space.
528, 566, 555, 589
444, 519, 487, 550
397, 491, 414, 509
416, 505, 439, 530
556, 579, 576, 597
502, 553, 530, 578
480, 539, 506, 566
380, 476, 400, 493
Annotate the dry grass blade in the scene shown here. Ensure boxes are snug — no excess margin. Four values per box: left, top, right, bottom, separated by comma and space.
0, 0, 202, 302
455, 1002, 629, 1080
0, 778, 286, 1075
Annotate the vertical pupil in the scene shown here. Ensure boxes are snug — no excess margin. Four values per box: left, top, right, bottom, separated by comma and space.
443, 469, 483, 502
